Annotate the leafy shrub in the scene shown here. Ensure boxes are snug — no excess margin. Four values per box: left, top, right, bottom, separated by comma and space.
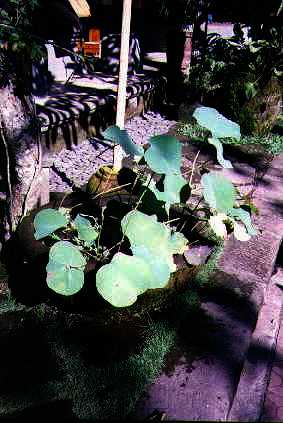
187, 25, 282, 134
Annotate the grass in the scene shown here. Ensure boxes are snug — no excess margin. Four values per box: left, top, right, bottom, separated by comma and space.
39, 289, 201, 420
193, 242, 224, 288
49, 319, 178, 420
223, 134, 283, 155
0, 261, 26, 313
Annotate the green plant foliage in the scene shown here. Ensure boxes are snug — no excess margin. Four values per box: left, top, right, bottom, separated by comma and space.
96, 252, 152, 307
142, 135, 186, 213
46, 241, 86, 296
176, 121, 209, 141
193, 106, 241, 141
208, 137, 233, 169
147, 173, 187, 215
131, 245, 172, 289
49, 241, 86, 268
244, 81, 258, 100
192, 106, 240, 168
96, 211, 188, 307
177, 120, 283, 155
47, 267, 84, 296
223, 133, 283, 155
73, 214, 98, 246
229, 207, 257, 236
102, 127, 187, 215
34, 208, 68, 240
201, 173, 257, 240
122, 211, 168, 251
144, 135, 182, 175
201, 172, 236, 213
122, 210, 187, 274
170, 232, 188, 254
102, 125, 144, 158
0, 0, 43, 64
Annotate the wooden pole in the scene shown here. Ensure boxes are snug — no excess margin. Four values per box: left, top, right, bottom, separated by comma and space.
114, 0, 132, 169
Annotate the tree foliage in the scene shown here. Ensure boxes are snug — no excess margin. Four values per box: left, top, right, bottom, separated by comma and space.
0, 0, 41, 56
0, 0, 43, 94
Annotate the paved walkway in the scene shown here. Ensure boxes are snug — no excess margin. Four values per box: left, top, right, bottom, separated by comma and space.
261, 308, 283, 421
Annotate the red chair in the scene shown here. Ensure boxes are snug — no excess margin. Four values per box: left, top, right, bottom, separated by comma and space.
83, 28, 101, 58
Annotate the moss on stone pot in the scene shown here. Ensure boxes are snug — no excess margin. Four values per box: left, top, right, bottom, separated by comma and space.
86, 165, 120, 196
86, 165, 142, 205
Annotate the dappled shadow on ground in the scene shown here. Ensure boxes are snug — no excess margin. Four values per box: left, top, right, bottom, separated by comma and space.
162, 282, 258, 379
264, 199, 283, 217
224, 144, 274, 172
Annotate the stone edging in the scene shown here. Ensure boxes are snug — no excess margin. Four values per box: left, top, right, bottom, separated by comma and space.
227, 269, 283, 421
211, 153, 283, 421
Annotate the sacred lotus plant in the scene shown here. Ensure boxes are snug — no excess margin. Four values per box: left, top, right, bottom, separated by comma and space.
32, 106, 257, 307
33, 207, 187, 306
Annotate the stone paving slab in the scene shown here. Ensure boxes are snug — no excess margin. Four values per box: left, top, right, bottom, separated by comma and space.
132, 300, 254, 421
212, 154, 283, 312
206, 153, 283, 421
261, 303, 283, 422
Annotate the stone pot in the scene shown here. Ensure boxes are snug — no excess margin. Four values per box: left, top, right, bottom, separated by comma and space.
86, 164, 120, 196
86, 164, 141, 205
4, 192, 198, 327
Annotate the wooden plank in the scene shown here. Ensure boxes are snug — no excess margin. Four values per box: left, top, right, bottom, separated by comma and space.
114, 0, 132, 169
68, 0, 91, 17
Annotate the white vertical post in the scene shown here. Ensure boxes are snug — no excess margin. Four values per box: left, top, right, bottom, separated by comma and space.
113, 0, 132, 169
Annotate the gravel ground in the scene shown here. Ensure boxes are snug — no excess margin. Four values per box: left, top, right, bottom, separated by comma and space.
49, 111, 176, 192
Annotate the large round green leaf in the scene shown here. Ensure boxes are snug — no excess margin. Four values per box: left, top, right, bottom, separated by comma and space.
201, 172, 236, 213
193, 106, 241, 140
46, 259, 65, 273
144, 135, 182, 175
73, 214, 98, 245
34, 208, 68, 240
49, 241, 86, 268
121, 210, 171, 250
47, 267, 84, 296
102, 125, 144, 158
96, 253, 152, 307
131, 246, 171, 289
